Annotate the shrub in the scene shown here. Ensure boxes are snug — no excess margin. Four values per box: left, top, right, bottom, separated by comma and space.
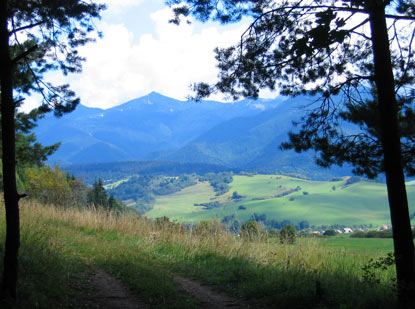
240, 221, 260, 240
280, 224, 297, 244
231, 191, 245, 200
350, 231, 366, 238
238, 205, 246, 210
324, 229, 337, 236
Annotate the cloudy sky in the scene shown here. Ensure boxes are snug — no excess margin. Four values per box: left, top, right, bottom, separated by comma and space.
24, 0, 277, 111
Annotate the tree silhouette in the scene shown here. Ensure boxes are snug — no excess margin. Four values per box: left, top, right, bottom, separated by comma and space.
88, 179, 109, 209
0, 0, 104, 299
169, 0, 415, 303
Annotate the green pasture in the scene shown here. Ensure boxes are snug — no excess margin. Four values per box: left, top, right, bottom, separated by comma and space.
146, 182, 215, 219
318, 234, 394, 254
148, 174, 415, 227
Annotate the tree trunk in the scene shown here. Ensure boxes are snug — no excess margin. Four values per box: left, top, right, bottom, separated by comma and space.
368, 1, 415, 305
0, 0, 20, 300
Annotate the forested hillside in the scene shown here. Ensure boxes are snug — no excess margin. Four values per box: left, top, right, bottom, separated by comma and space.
35, 92, 353, 179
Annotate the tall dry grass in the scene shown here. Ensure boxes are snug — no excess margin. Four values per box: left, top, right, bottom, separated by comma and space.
1, 200, 398, 308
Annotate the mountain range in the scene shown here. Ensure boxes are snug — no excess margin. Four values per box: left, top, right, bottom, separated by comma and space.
35, 91, 351, 179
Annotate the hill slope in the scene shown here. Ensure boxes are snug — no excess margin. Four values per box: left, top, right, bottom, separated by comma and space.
156, 97, 352, 178
146, 175, 415, 227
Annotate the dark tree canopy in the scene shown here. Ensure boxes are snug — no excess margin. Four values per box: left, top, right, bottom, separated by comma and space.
6, 1, 105, 116
169, 0, 415, 179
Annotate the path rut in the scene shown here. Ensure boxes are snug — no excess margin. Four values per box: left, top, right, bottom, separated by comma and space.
77, 269, 252, 308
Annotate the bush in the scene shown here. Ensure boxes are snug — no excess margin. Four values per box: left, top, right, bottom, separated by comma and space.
280, 224, 297, 244
324, 229, 337, 236
350, 231, 366, 238
231, 191, 245, 200
240, 221, 260, 240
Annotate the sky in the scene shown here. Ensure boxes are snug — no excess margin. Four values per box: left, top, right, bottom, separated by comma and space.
23, 0, 277, 111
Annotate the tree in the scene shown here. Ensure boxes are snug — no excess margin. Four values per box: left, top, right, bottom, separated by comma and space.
1, 42, 61, 188
23, 165, 72, 205
168, 0, 415, 303
323, 229, 337, 236
87, 179, 109, 209
0, 1, 104, 299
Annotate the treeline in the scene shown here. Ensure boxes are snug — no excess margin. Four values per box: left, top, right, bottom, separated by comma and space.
351, 229, 415, 239
220, 212, 378, 234
199, 172, 233, 195
63, 160, 238, 185
220, 212, 310, 232
0, 163, 127, 212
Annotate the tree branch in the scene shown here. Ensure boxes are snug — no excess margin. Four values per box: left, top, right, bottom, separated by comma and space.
8, 20, 45, 36
385, 14, 415, 21
11, 44, 38, 65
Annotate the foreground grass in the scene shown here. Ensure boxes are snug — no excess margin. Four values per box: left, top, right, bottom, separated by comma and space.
1, 201, 398, 308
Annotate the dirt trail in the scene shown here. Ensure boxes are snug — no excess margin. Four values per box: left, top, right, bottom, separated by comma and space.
77, 269, 148, 308
173, 275, 252, 308
77, 269, 252, 308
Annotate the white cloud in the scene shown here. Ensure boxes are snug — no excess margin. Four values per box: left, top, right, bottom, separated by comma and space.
69, 7, 250, 109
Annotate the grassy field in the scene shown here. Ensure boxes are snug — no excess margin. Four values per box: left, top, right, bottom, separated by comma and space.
319, 234, 394, 254
147, 174, 415, 227
0, 201, 399, 308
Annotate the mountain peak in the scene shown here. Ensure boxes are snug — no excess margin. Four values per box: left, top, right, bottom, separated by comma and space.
146, 91, 170, 99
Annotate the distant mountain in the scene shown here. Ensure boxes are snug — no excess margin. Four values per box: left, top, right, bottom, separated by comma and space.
35, 92, 282, 164
35, 91, 352, 178
153, 96, 352, 178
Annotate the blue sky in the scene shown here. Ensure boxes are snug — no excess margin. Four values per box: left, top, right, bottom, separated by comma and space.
24, 0, 277, 111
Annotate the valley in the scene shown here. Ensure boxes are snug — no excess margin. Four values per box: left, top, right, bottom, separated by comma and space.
102, 172, 415, 229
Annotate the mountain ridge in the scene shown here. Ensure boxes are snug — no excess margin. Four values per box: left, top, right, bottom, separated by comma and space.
35, 92, 352, 178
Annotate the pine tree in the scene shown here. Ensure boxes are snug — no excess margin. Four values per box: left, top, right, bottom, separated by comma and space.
0, 1, 104, 299
87, 179, 108, 209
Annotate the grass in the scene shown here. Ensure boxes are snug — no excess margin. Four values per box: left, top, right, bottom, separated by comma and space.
318, 234, 394, 254
1, 201, 399, 308
149, 174, 415, 227
147, 182, 214, 219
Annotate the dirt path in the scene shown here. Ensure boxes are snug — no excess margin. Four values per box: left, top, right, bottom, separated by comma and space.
77, 269, 252, 308
173, 275, 252, 308
77, 269, 148, 308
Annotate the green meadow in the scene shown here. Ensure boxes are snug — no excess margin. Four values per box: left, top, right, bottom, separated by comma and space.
147, 174, 415, 227
319, 234, 394, 254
